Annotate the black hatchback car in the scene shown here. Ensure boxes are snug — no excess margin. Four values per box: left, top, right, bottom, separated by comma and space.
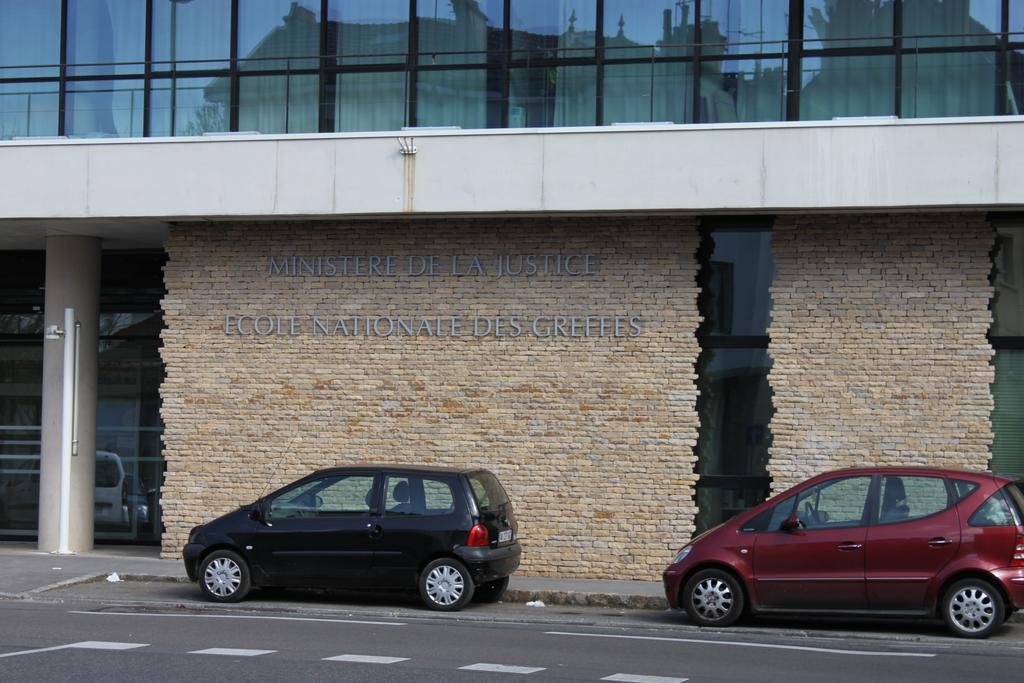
182, 465, 521, 611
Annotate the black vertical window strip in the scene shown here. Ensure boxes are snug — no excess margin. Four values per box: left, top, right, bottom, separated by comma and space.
143, 0, 153, 137
407, 0, 418, 127
786, 0, 803, 121
58, 0, 69, 135
318, 0, 329, 132
229, 0, 240, 131
692, 0, 703, 123
894, 0, 903, 118
595, 0, 604, 125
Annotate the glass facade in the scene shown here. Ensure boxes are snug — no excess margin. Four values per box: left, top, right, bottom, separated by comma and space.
694, 225, 775, 532
1, 1, 1022, 139
991, 224, 1024, 478
0, 253, 166, 543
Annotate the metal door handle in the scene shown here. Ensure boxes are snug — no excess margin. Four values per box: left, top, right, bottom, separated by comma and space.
928, 538, 953, 547
837, 542, 863, 551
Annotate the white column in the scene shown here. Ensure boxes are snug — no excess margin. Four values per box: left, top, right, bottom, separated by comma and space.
38, 236, 100, 553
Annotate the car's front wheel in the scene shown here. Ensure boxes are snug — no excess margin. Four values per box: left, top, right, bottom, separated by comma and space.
198, 549, 251, 603
681, 568, 745, 627
419, 558, 474, 611
942, 578, 1005, 638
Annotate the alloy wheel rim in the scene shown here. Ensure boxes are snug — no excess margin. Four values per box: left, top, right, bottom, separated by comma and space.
426, 565, 464, 606
949, 586, 995, 633
691, 577, 733, 621
203, 557, 242, 597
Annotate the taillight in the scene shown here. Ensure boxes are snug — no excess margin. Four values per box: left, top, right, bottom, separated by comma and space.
1012, 534, 1024, 568
467, 523, 489, 547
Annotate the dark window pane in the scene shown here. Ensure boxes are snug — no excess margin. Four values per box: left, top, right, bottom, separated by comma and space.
991, 350, 1024, 478
1011, 50, 1024, 116
0, 0, 61, 78
952, 479, 980, 501
700, 0, 789, 56
800, 55, 895, 120
150, 77, 230, 137
417, 68, 503, 129
239, 75, 318, 134
0, 341, 42, 536
603, 0, 695, 58
903, 0, 1001, 48
877, 475, 950, 524
65, 79, 144, 138
511, 0, 596, 58
67, 0, 146, 76
330, 0, 409, 65
0, 82, 59, 139
238, 0, 320, 70
701, 231, 774, 336
509, 65, 595, 127
417, 0, 503, 65
968, 491, 1017, 526
334, 72, 407, 132
384, 475, 456, 516
993, 227, 1024, 336
152, 0, 231, 70
467, 471, 509, 510
700, 57, 786, 122
902, 51, 998, 118
795, 476, 871, 528
603, 61, 693, 124
804, 0, 893, 50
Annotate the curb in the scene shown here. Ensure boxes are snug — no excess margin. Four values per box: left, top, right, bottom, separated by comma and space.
505, 588, 667, 610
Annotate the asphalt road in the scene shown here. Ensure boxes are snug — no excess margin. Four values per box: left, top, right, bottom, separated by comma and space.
2, 595, 1023, 682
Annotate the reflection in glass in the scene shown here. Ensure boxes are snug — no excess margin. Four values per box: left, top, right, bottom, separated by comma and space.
331, 0, 409, 65
603, 0, 694, 58
418, 69, 502, 129
700, 0, 789, 56
0, 0, 61, 78
903, 0, 1001, 47
902, 51, 998, 118
993, 227, 1024, 338
150, 77, 230, 137
0, 341, 42, 536
603, 61, 692, 124
800, 55, 894, 120
509, 65, 595, 127
0, 82, 59, 139
67, 0, 146, 76
238, 0, 320, 71
66, 79, 144, 138
417, 0, 503, 65
700, 57, 785, 122
334, 71, 407, 132
152, 0, 231, 70
1011, 50, 1024, 117
991, 350, 1024, 477
239, 75, 318, 134
701, 231, 775, 336
511, 0, 596, 56
803, 0, 893, 50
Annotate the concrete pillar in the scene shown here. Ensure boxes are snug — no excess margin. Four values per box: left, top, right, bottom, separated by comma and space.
38, 236, 100, 553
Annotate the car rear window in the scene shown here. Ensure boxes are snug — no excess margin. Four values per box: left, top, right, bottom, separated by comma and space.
968, 487, 1022, 527
467, 471, 510, 511
95, 459, 120, 488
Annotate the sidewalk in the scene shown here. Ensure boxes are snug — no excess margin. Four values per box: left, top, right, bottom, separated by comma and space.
0, 542, 667, 609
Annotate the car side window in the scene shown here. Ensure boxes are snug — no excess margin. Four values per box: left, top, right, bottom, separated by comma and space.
968, 491, 1018, 527
876, 475, 950, 525
384, 475, 455, 517
269, 475, 375, 520
795, 476, 871, 529
740, 496, 795, 532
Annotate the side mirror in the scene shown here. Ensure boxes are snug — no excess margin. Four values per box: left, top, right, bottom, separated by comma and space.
249, 505, 261, 522
780, 515, 801, 532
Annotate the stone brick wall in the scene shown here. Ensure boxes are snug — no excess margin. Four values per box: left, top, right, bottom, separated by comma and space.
767, 214, 995, 492
160, 217, 702, 578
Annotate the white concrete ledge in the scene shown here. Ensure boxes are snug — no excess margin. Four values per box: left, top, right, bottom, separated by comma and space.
1, 117, 1022, 223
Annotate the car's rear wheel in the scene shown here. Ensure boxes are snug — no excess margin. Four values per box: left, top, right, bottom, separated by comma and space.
942, 578, 1005, 638
473, 576, 510, 603
681, 568, 745, 627
419, 558, 474, 611
199, 549, 251, 603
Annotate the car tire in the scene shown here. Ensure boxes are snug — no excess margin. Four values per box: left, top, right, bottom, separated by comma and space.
681, 568, 745, 627
419, 558, 474, 611
473, 576, 510, 603
942, 578, 1005, 639
198, 549, 251, 603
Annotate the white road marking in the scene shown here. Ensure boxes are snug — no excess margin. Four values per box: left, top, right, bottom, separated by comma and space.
0, 641, 149, 659
189, 648, 276, 657
324, 654, 410, 664
69, 610, 404, 626
460, 663, 546, 674
603, 675, 688, 683
546, 631, 937, 658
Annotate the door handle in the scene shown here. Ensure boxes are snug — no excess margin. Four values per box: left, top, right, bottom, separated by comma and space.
837, 542, 863, 551
928, 538, 953, 547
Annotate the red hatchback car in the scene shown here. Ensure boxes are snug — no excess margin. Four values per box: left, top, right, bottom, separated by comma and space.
663, 467, 1024, 638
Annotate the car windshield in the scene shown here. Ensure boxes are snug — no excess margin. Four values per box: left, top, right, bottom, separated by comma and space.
95, 459, 120, 487
467, 471, 509, 511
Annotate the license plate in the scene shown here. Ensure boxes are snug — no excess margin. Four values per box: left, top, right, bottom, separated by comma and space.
498, 529, 512, 543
